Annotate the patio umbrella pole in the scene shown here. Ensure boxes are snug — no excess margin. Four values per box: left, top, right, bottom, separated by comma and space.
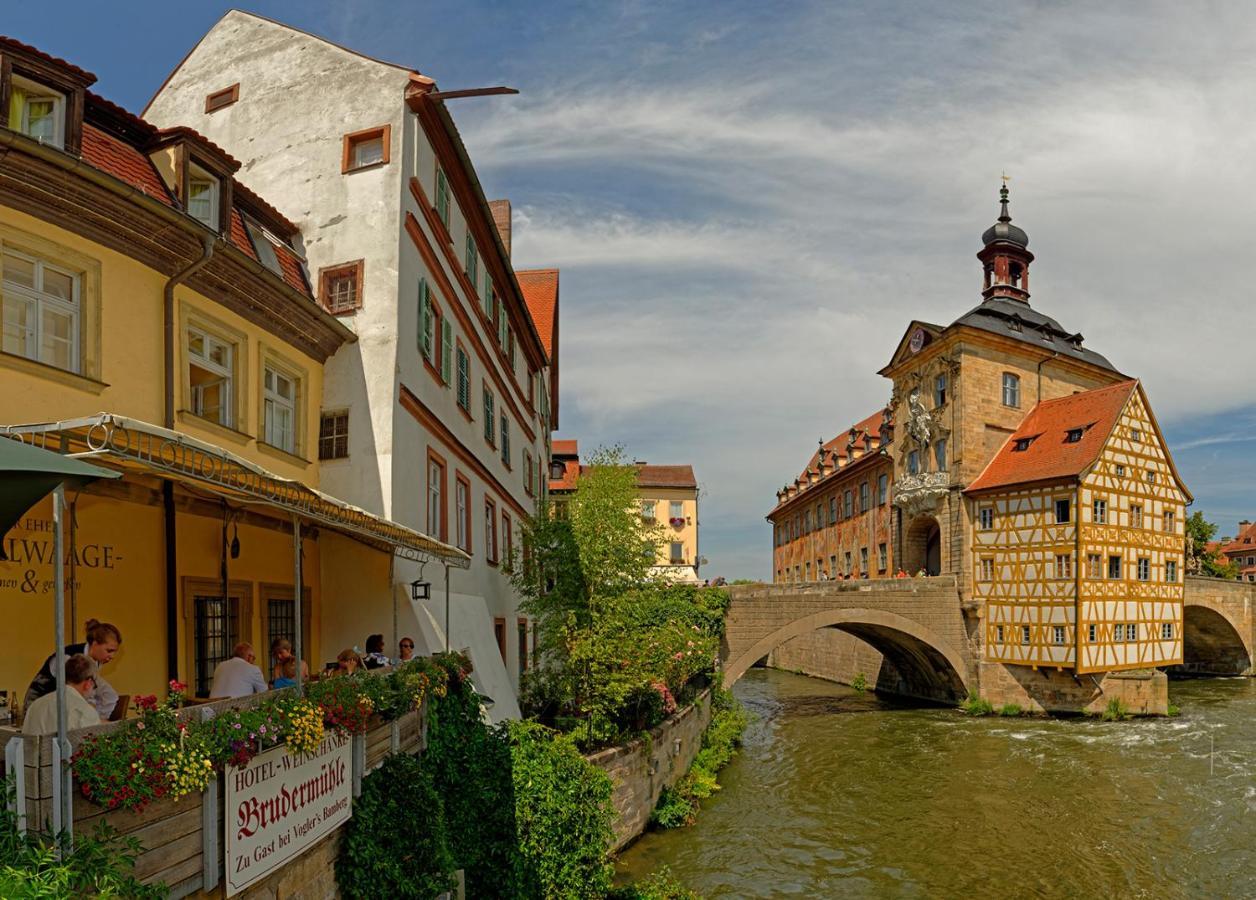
293, 515, 303, 698
444, 563, 450, 653
52, 483, 72, 849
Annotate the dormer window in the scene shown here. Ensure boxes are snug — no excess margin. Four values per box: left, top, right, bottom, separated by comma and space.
1013, 436, 1036, 452
9, 75, 64, 148
1065, 428, 1084, 443
187, 163, 220, 230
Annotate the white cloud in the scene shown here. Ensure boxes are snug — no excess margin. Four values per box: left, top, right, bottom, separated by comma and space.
451, 1, 1256, 577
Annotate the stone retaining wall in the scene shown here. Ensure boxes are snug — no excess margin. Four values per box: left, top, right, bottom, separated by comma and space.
584, 689, 713, 852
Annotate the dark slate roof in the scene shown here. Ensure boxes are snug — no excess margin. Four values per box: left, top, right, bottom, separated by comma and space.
951, 297, 1120, 373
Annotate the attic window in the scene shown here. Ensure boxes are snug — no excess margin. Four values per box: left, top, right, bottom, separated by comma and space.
1065, 428, 1085, 444
1013, 436, 1036, 452
9, 75, 65, 148
342, 125, 390, 173
204, 84, 240, 113
245, 220, 282, 274
187, 163, 221, 231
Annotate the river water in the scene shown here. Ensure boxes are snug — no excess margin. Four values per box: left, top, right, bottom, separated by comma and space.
616, 669, 1256, 898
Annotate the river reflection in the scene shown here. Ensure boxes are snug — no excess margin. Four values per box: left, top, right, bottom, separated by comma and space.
615, 669, 1256, 898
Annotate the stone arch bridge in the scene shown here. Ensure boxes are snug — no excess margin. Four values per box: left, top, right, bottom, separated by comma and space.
721, 575, 1256, 705
721, 577, 973, 704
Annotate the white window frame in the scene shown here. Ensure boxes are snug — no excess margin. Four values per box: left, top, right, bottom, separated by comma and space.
1002, 372, 1021, 407
2, 248, 81, 373
455, 478, 468, 551
641, 500, 656, 520
1166, 560, 1178, 583
187, 325, 234, 427
979, 507, 994, 530
11, 75, 64, 148
187, 162, 221, 231
263, 363, 298, 454
427, 459, 443, 538
1093, 498, 1107, 524
1161, 622, 1173, 640
1053, 626, 1065, 645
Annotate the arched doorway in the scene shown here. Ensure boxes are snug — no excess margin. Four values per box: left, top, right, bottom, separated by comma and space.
904, 515, 942, 576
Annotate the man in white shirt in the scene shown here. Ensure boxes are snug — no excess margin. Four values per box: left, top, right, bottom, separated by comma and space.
23, 654, 102, 735
209, 643, 269, 698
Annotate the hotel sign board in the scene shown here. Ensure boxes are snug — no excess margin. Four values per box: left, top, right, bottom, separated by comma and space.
224, 731, 352, 896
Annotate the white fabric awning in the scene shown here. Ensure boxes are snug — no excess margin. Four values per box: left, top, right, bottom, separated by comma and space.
2, 413, 470, 568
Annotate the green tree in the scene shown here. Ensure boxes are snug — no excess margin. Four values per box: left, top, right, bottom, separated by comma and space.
1186, 511, 1239, 579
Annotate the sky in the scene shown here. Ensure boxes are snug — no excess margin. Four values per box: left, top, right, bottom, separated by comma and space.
10, 1, 1256, 578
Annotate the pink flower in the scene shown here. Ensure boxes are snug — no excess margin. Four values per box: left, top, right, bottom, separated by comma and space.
136, 721, 145, 731
673, 652, 684, 660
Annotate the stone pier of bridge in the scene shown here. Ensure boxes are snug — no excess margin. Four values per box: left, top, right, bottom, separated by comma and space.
721, 575, 1256, 714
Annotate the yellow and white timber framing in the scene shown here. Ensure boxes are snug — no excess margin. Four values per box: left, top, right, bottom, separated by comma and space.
973, 384, 1187, 673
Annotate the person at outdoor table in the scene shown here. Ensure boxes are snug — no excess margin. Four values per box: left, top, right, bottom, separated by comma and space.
335, 648, 363, 675
23, 654, 101, 735
396, 637, 416, 663
209, 642, 268, 698
25, 618, 122, 720
362, 634, 390, 669
269, 638, 308, 689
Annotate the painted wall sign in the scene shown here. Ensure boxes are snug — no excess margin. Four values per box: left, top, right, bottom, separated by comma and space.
0, 515, 124, 597
224, 731, 352, 896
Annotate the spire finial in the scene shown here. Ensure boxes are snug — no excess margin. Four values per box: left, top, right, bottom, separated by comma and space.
998, 172, 1011, 222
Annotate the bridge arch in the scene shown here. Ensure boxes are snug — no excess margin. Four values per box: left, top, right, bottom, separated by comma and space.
1179, 603, 1253, 676
722, 606, 970, 702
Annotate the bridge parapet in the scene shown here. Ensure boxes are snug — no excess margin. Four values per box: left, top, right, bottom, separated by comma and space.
1181, 575, 1256, 675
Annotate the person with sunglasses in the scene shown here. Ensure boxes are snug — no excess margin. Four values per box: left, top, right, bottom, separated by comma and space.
396, 637, 416, 663
22, 654, 101, 734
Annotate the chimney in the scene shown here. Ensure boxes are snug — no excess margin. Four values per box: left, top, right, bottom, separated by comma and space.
489, 199, 512, 257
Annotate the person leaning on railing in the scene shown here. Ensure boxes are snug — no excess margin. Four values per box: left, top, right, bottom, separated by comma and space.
24, 618, 121, 720
22, 654, 102, 735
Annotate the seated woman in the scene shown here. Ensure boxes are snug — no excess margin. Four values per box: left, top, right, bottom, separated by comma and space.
25, 619, 122, 720
269, 638, 309, 689
335, 648, 364, 676
362, 634, 390, 670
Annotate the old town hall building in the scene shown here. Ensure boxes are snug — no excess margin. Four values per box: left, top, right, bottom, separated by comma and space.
769, 186, 1190, 678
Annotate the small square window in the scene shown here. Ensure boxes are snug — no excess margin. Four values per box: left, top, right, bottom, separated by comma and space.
1055, 499, 1070, 524
1108, 555, 1122, 579
1065, 428, 1084, 443
995, 625, 1004, 643
342, 125, 391, 172
1088, 624, 1097, 642
1053, 626, 1065, 645
319, 261, 364, 315
1013, 436, 1034, 452
1147, 470, 1157, 484
1131, 428, 1142, 441
1161, 622, 1174, 640
1021, 625, 1031, 645
204, 83, 240, 113
1093, 499, 1107, 524
980, 558, 994, 582
979, 507, 994, 530
1115, 464, 1126, 477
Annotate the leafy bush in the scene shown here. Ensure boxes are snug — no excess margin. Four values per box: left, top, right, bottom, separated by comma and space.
425, 674, 519, 898
959, 692, 994, 716
997, 703, 1023, 717
650, 689, 747, 830
336, 753, 455, 899
1167, 702, 1181, 717
608, 866, 702, 899
1, 778, 163, 898
1101, 697, 1131, 721
851, 672, 867, 693
508, 720, 615, 899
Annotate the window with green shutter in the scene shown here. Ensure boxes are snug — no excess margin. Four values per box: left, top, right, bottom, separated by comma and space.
482, 273, 493, 320
465, 235, 478, 284
441, 318, 453, 383
418, 280, 433, 361
435, 168, 449, 227
500, 414, 510, 467
483, 386, 495, 445
498, 306, 507, 346
456, 347, 470, 411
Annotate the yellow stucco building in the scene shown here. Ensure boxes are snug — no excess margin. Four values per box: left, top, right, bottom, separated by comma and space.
0, 37, 464, 706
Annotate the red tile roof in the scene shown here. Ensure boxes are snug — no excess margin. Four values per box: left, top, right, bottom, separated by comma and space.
966, 380, 1137, 493
80, 124, 174, 205
517, 269, 558, 360
552, 439, 578, 457
549, 458, 580, 492
637, 465, 698, 489
797, 409, 888, 482
1217, 522, 1256, 557
0, 36, 96, 84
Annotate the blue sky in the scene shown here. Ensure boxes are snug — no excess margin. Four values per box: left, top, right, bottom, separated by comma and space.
11, 2, 1256, 575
